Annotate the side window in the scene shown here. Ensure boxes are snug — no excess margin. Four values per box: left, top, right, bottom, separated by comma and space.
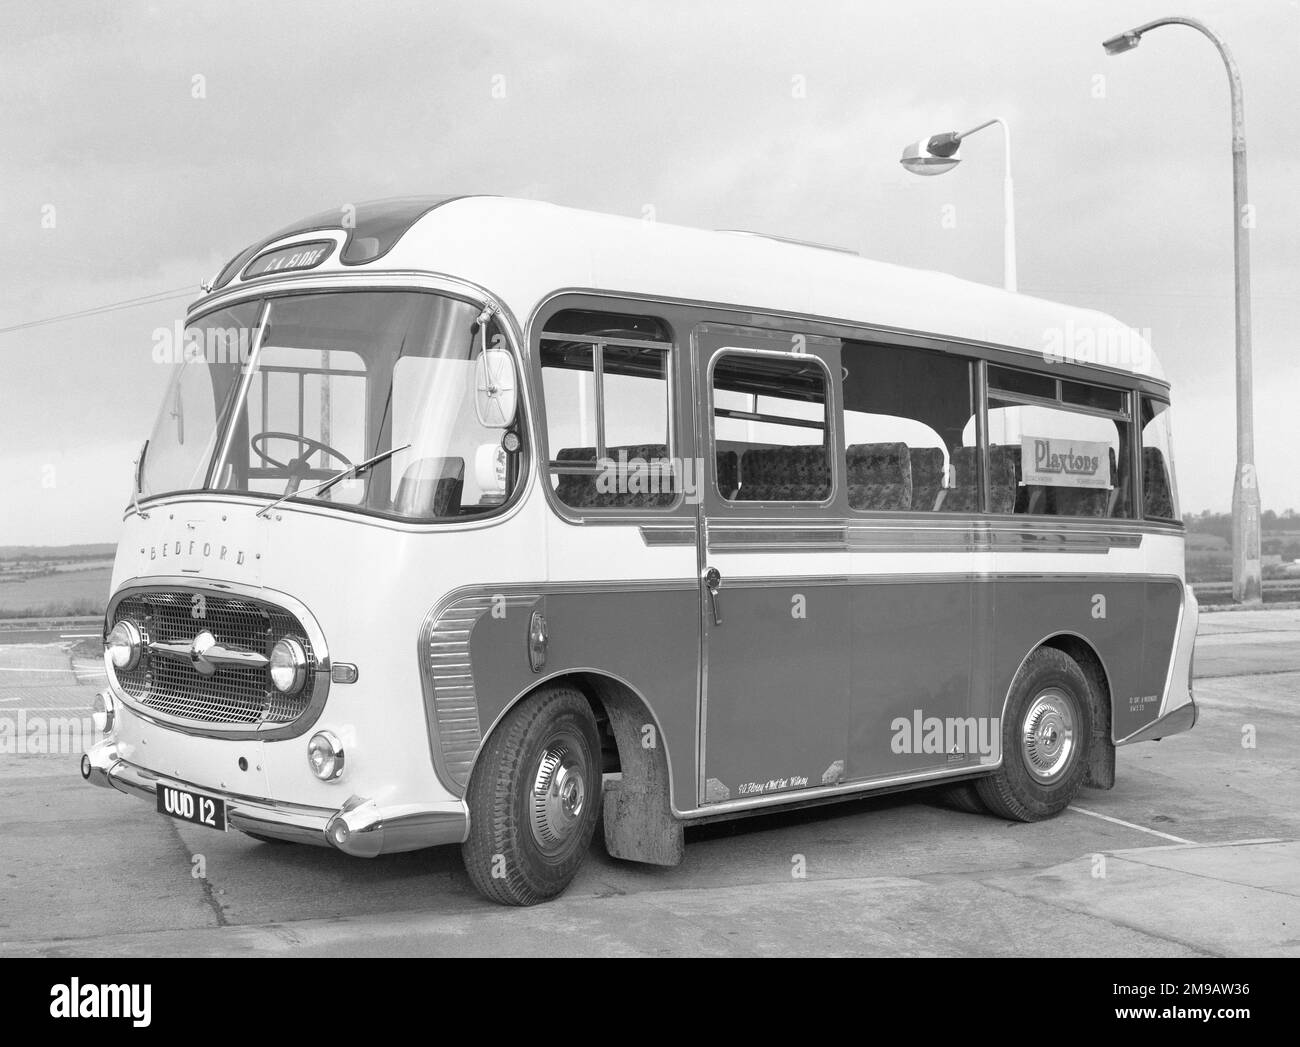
540, 310, 675, 511
711, 350, 830, 503
841, 341, 976, 512
1140, 397, 1180, 522
986, 366, 1132, 518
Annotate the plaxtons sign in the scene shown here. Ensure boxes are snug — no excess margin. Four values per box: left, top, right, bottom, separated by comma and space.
1022, 436, 1111, 490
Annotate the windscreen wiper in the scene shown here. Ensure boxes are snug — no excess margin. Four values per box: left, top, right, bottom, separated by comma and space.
255, 443, 410, 519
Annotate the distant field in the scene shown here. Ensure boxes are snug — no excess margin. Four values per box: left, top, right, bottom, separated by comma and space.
0, 565, 112, 618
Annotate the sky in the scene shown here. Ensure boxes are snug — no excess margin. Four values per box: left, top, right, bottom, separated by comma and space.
1, 0, 1297, 545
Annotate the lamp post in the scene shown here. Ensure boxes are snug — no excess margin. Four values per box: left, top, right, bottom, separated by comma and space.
900, 118, 1016, 292
1103, 17, 1261, 604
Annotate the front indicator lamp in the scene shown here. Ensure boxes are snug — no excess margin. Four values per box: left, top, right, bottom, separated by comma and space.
308, 731, 345, 781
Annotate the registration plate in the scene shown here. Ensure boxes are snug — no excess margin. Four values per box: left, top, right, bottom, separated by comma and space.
156, 784, 227, 831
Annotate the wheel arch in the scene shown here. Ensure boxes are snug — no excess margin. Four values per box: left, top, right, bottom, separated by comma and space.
468, 668, 678, 804
467, 668, 685, 866
1003, 631, 1116, 790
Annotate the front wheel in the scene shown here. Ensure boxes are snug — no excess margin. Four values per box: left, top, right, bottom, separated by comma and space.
461, 685, 602, 905
977, 648, 1093, 821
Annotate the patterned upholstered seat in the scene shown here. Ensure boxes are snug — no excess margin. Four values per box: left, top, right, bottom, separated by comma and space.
908, 447, 946, 512
716, 450, 740, 499
393, 456, 464, 518
846, 442, 912, 511
554, 444, 676, 509
946, 445, 1018, 514
1050, 447, 1118, 518
735, 445, 831, 502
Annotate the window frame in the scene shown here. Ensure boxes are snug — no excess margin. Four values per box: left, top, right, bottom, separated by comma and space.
142, 286, 532, 527
839, 339, 980, 517
705, 343, 838, 510
984, 361, 1136, 521
537, 311, 683, 516
525, 288, 1177, 530
1138, 394, 1181, 523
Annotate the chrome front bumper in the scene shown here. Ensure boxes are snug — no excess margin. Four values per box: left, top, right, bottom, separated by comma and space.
81, 740, 467, 856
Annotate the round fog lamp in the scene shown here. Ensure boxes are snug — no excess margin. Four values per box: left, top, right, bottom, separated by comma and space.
269, 638, 308, 694
308, 731, 344, 781
105, 620, 142, 672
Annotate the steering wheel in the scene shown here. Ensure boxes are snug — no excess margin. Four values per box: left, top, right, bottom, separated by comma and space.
250, 431, 353, 472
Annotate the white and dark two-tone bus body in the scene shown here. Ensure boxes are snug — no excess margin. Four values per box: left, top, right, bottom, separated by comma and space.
83, 196, 1196, 904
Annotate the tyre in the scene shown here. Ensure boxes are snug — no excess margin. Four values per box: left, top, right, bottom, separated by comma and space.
461, 685, 602, 905
933, 780, 987, 815
977, 647, 1093, 822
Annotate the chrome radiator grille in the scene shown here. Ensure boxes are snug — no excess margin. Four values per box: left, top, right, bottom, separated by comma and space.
110, 590, 318, 727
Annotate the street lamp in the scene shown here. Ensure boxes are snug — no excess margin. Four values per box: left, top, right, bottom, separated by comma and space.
900, 118, 1016, 292
1103, 17, 1261, 604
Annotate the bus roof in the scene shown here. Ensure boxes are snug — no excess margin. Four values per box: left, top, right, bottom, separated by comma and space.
209, 195, 1165, 383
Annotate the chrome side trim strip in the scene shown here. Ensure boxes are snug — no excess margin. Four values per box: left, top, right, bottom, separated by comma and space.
707, 522, 1146, 554
639, 525, 697, 547
678, 761, 992, 819
709, 525, 847, 551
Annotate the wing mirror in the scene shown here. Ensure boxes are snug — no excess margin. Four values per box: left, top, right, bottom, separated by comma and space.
473, 346, 518, 429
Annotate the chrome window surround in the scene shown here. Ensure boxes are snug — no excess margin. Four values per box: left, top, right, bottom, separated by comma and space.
537, 318, 684, 515
104, 576, 331, 741
702, 340, 839, 510
524, 287, 1179, 530
130, 270, 537, 532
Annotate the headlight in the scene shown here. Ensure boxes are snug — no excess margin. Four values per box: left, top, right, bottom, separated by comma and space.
269, 638, 308, 694
92, 691, 116, 734
105, 620, 142, 672
308, 731, 344, 781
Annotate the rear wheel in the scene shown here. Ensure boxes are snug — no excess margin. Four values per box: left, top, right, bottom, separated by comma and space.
977, 647, 1093, 821
461, 685, 602, 906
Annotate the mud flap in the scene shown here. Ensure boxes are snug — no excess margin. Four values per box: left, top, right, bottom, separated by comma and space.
593, 681, 684, 867
1085, 733, 1115, 790
602, 775, 684, 866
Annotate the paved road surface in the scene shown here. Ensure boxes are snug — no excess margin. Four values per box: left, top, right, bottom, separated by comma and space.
1, 611, 1297, 956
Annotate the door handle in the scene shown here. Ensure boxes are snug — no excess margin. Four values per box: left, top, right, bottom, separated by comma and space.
704, 567, 722, 626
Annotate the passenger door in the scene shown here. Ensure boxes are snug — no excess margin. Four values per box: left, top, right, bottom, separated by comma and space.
694, 325, 852, 806
838, 339, 978, 782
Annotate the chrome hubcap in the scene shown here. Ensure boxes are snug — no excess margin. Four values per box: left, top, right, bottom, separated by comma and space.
530, 743, 587, 853
1021, 688, 1076, 783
